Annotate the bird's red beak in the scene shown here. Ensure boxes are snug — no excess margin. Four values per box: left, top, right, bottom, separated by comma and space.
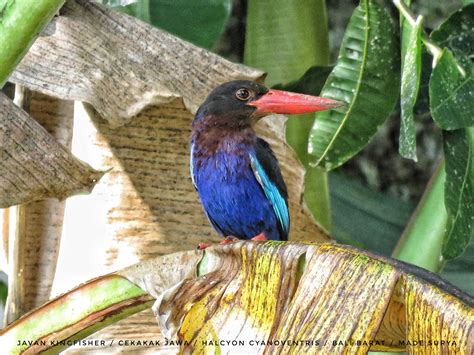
249, 89, 343, 115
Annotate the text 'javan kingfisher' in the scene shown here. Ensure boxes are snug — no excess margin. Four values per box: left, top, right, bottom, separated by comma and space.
191, 80, 341, 242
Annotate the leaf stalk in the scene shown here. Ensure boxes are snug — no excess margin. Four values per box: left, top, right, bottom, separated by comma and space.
393, 0, 443, 63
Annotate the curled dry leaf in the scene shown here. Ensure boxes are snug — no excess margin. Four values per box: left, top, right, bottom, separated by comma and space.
11, 0, 263, 127
0, 92, 103, 208
152, 242, 473, 354
118, 249, 202, 298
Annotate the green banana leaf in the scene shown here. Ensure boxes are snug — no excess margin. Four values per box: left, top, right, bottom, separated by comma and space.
103, 0, 232, 49
329, 172, 415, 256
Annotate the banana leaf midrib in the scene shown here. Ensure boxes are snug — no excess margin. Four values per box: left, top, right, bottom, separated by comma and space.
340, 243, 473, 305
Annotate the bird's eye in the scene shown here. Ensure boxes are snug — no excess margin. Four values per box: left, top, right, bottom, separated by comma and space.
235, 88, 251, 101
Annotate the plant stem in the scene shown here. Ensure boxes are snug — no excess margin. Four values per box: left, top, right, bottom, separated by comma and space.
393, 0, 443, 62
0, 274, 152, 353
245, 0, 332, 230
392, 162, 447, 272
0, 0, 65, 88
1, 250, 203, 353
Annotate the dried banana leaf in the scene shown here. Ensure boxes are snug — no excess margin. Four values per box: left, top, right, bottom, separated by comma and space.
0, 92, 103, 208
11, 0, 263, 127
1, 242, 472, 354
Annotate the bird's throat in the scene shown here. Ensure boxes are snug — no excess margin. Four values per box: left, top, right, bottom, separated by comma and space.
192, 125, 257, 157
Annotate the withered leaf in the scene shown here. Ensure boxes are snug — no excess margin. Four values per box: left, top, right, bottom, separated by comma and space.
153, 242, 473, 353
0, 93, 103, 208
11, 0, 264, 128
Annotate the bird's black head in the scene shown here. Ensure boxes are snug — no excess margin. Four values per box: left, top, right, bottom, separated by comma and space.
193, 80, 343, 129
194, 80, 269, 128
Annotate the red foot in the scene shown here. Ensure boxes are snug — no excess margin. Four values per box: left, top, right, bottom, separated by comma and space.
197, 243, 210, 250
197, 236, 238, 250
220, 236, 238, 245
251, 233, 267, 242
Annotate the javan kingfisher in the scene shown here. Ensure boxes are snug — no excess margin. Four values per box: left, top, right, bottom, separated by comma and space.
190, 80, 341, 243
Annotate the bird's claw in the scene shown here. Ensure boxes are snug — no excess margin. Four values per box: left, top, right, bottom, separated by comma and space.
197, 236, 238, 250
251, 233, 267, 242
220, 236, 238, 245
197, 234, 266, 249
197, 243, 211, 250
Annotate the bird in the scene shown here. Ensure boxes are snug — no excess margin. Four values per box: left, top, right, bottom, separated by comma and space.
190, 80, 341, 245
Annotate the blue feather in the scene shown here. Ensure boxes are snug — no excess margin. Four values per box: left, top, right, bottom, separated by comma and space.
191, 138, 287, 240
250, 152, 290, 236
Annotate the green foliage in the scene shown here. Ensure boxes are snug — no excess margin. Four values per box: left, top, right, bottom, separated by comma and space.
329, 173, 415, 256
399, 0, 412, 59
393, 164, 447, 272
442, 238, 474, 295
101, 0, 134, 5
427, 4, 474, 260
273, 66, 333, 99
430, 4, 474, 60
274, 0, 472, 271
442, 129, 473, 259
308, 0, 400, 170
429, 5, 474, 130
105, 0, 232, 49
429, 49, 474, 130
413, 50, 433, 115
0, 279, 7, 306
399, 17, 422, 161
390, 0, 474, 266
0, 0, 12, 14
244, 0, 329, 87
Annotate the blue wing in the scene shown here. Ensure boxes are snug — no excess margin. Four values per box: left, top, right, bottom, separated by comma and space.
250, 139, 290, 238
